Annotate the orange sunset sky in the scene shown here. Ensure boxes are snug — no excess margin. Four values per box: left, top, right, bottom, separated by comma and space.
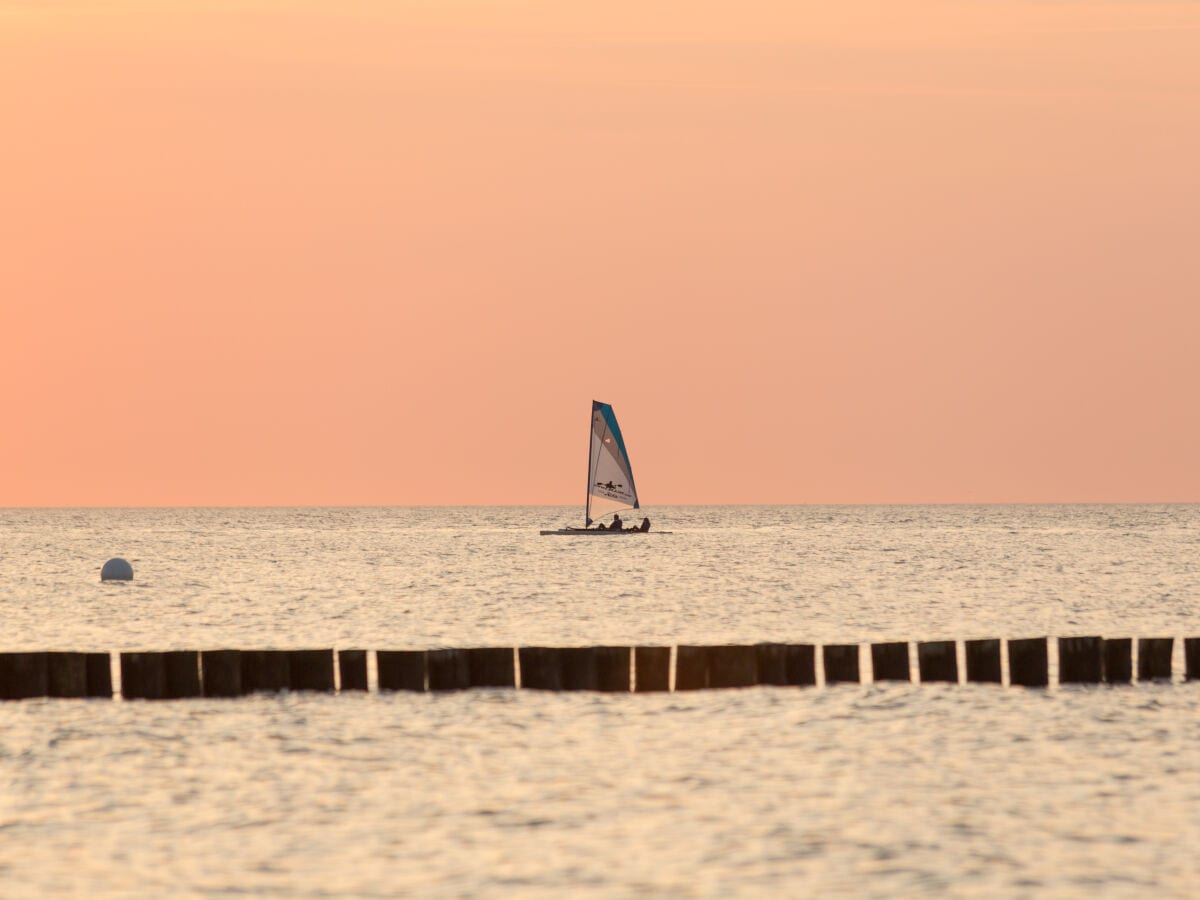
2, 1, 1198, 507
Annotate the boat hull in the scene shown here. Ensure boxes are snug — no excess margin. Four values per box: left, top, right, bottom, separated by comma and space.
538, 529, 670, 536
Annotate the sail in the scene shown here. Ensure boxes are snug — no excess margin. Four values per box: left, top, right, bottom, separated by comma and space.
586, 400, 639, 525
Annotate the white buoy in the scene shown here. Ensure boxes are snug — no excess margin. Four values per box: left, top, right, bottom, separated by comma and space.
100, 558, 134, 581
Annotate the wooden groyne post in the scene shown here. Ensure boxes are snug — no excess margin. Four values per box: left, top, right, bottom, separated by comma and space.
822, 644, 859, 684
522, 646, 631, 691
120, 652, 165, 700
634, 646, 670, 692
706, 645, 758, 689
201, 650, 242, 697
466, 648, 516, 689
1008, 637, 1049, 687
0, 653, 49, 700
871, 642, 909, 683
427, 649, 470, 691
1103, 638, 1132, 684
287, 649, 335, 692
674, 645, 708, 690
241, 650, 289, 693
46, 652, 85, 697
377, 650, 426, 692
163, 651, 202, 698
1138, 638, 1173, 682
756, 643, 816, 687
1058, 636, 1103, 684
918, 641, 957, 684
339, 649, 368, 692
518, 647, 564, 690
965, 639, 1001, 684
1186, 638, 1200, 681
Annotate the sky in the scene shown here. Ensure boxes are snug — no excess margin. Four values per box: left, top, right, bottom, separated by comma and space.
2, 0, 1198, 506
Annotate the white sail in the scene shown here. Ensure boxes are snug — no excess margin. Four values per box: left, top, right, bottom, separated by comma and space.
586, 401, 639, 525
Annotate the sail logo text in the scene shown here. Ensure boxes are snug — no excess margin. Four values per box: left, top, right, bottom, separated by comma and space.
594, 481, 629, 499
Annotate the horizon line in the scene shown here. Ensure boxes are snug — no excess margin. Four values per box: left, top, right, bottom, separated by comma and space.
2, 500, 1198, 511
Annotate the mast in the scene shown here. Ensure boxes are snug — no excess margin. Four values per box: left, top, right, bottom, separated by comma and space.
585, 400, 599, 526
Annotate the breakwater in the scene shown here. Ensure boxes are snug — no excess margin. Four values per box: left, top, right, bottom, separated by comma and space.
0, 636, 1197, 699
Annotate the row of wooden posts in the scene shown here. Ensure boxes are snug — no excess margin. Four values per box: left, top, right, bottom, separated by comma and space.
0, 636, 1197, 700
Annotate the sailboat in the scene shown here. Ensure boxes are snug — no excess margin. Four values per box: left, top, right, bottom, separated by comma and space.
539, 401, 666, 536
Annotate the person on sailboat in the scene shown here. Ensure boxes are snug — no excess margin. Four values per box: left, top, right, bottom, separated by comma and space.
638, 517, 650, 532
611, 513, 624, 531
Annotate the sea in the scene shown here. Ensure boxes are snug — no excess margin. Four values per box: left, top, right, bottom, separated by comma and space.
0, 504, 1197, 896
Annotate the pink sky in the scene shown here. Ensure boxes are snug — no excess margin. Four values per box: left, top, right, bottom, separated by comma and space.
2, 1, 1198, 506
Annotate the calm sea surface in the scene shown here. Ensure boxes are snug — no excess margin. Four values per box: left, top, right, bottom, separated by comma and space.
1, 505, 1198, 895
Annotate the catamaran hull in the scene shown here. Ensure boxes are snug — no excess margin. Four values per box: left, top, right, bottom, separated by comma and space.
538, 529, 671, 536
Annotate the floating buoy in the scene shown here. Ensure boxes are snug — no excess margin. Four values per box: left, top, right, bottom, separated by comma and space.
100, 558, 133, 581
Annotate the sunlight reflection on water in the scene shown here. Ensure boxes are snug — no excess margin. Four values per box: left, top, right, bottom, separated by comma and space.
0, 505, 1197, 894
